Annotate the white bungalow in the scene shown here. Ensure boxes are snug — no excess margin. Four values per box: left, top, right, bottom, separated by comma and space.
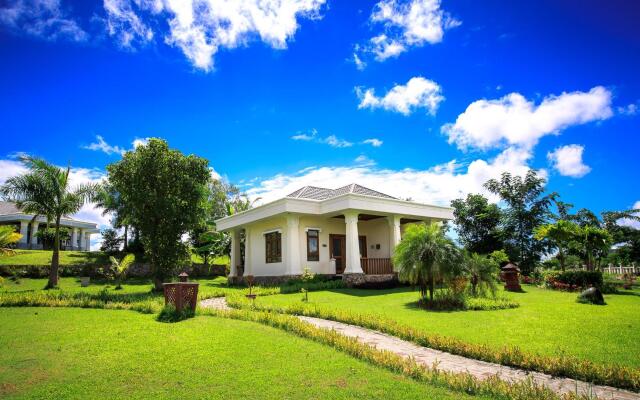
215, 184, 453, 284
0, 201, 99, 251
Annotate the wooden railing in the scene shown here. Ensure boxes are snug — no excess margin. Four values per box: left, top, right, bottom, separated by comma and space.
360, 258, 393, 275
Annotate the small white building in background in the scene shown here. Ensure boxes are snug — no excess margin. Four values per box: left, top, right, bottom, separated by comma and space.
215, 184, 453, 284
0, 201, 99, 251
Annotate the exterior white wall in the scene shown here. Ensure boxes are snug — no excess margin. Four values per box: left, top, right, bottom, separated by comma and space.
244, 214, 401, 277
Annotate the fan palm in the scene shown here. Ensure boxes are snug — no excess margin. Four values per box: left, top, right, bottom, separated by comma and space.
0, 226, 22, 256
0, 156, 99, 288
462, 252, 499, 297
393, 223, 461, 301
109, 253, 135, 290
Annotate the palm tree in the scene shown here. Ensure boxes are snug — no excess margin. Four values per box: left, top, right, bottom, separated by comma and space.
109, 253, 135, 290
0, 226, 22, 256
95, 184, 130, 251
462, 252, 499, 297
534, 220, 580, 271
393, 223, 461, 302
0, 156, 99, 288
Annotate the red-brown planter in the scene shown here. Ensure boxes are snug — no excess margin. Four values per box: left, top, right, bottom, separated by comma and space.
163, 282, 199, 312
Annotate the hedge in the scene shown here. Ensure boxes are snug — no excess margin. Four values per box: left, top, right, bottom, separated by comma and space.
0, 263, 227, 279
542, 270, 603, 290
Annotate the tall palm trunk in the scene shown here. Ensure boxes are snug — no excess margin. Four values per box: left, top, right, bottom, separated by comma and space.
47, 215, 61, 288
123, 225, 128, 251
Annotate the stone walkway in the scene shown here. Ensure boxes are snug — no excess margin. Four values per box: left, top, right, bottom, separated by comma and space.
200, 298, 639, 399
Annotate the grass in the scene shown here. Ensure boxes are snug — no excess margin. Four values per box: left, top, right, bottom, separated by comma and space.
0, 307, 494, 400
248, 284, 640, 369
0, 250, 229, 266
0, 250, 110, 266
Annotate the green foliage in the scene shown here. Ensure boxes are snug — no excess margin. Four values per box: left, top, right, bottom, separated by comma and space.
393, 223, 462, 301
488, 249, 509, 266
577, 289, 606, 306
35, 226, 71, 250
227, 296, 640, 392
109, 253, 135, 289
100, 228, 122, 253
573, 226, 612, 270
451, 193, 503, 254
462, 253, 499, 297
157, 304, 195, 322
0, 156, 99, 288
0, 225, 22, 255
542, 270, 603, 290
107, 139, 210, 290
534, 220, 580, 271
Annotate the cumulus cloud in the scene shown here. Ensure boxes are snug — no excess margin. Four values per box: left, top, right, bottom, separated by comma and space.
354, 155, 376, 166
617, 103, 638, 116
291, 130, 353, 148
103, 0, 155, 48
357, 0, 460, 65
0, 0, 87, 42
246, 146, 539, 206
547, 144, 591, 178
357, 76, 444, 115
363, 138, 383, 147
442, 86, 613, 151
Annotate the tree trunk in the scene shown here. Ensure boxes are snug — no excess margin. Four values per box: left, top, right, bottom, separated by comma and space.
47, 216, 61, 288
123, 225, 128, 251
428, 269, 434, 302
558, 246, 565, 271
153, 275, 164, 292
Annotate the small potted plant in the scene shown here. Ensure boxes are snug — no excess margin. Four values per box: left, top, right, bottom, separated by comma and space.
245, 275, 256, 299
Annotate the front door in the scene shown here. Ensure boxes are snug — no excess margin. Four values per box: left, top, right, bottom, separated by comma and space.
330, 234, 346, 274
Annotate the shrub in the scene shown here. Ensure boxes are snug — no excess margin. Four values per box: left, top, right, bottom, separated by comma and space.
157, 304, 195, 322
542, 270, 603, 291
418, 289, 465, 311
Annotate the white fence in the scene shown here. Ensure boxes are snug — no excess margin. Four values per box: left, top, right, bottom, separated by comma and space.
601, 265, 639, 275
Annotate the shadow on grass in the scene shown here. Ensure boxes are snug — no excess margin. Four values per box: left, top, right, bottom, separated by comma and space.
327, 286, 415, 297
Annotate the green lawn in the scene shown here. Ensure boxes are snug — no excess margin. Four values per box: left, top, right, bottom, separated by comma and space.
0, 250, 229, 266
0, 250, 110, 266
0, 308, 490, 400
252, 285, 640, 369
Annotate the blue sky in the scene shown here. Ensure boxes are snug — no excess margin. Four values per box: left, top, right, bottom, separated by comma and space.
1, 0, 639, 237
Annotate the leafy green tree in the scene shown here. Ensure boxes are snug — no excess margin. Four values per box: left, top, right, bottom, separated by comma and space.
0, 157, 99, 288
489, 249, 509, 266
576, 226, 612, 271
393, 223, 461, 301
95, 184, 132, 251
0, 226, 22, 255
534, 220, 580, 271
109, 253, 135, 290
106, 139, 210, 291
462, 252, 499, 297
451, 193, 503, 254
484, 171, 554, 274
35, 227, 71, 250
100, 228, 122, 253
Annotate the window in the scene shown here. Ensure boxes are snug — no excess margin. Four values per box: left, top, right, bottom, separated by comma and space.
265, 231, 281, 263
307, 229, 319, 261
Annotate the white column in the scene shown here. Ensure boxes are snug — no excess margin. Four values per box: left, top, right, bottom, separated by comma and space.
286, 214, 301, 276
18, 221, 28, 244
30, 221, 39, 247
78, 229, 85, 250
244, 227, 252, 275
229, 229, 241, 277
344, 211, 364, 274
71, 228, 79, 250
388, 215, 401, 258
84, 233, 91, 251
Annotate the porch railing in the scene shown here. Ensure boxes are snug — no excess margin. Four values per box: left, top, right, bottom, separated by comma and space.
361, 258, 394, 275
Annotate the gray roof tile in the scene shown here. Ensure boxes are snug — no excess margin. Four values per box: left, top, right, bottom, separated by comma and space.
286, 184, 396, 201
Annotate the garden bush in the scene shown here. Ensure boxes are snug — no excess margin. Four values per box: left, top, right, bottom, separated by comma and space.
542, 270, 603, 291
157, 304, 195, 322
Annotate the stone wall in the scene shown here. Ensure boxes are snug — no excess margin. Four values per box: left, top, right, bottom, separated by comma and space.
342, 273, 398, 289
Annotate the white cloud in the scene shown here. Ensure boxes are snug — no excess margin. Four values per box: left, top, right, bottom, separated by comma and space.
354, 155, 376, 166
352, 52, 366, 70
246, 146, 539, 206
617, 201, 640, 230
363, 138, 383, 147
83, 135, 126, 156
617, 103, 638, 116
291, 130, 353, 148
160, 0, 326, 71
547, 144, 591, 178
103, 0, 155, 48
0, 0, 87, 42
442, 86, 613, 151
357, 0, 460, 65
357, 76, 444, 115
132, 137, 150, 148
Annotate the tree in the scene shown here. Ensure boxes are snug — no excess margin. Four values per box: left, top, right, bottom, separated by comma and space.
109, 253, 135, 290
576, 226, 612, 271
451, 193, 503, 254
35, 227, 71, 250
106, 139, 210, 291
484, 171, 554, 274
100, 228, 122, 253
393, 223, 461, 302
0, 226, 22, 255
462, 252, 499, 297
95, 184, 132, 251
534, 220, 580, 271
0, 157, 98, 288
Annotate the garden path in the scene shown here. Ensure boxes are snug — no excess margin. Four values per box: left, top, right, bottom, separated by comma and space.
200, 298, 639, 400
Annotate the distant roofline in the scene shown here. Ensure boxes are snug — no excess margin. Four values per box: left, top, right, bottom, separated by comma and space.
0, 201, 99, 229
